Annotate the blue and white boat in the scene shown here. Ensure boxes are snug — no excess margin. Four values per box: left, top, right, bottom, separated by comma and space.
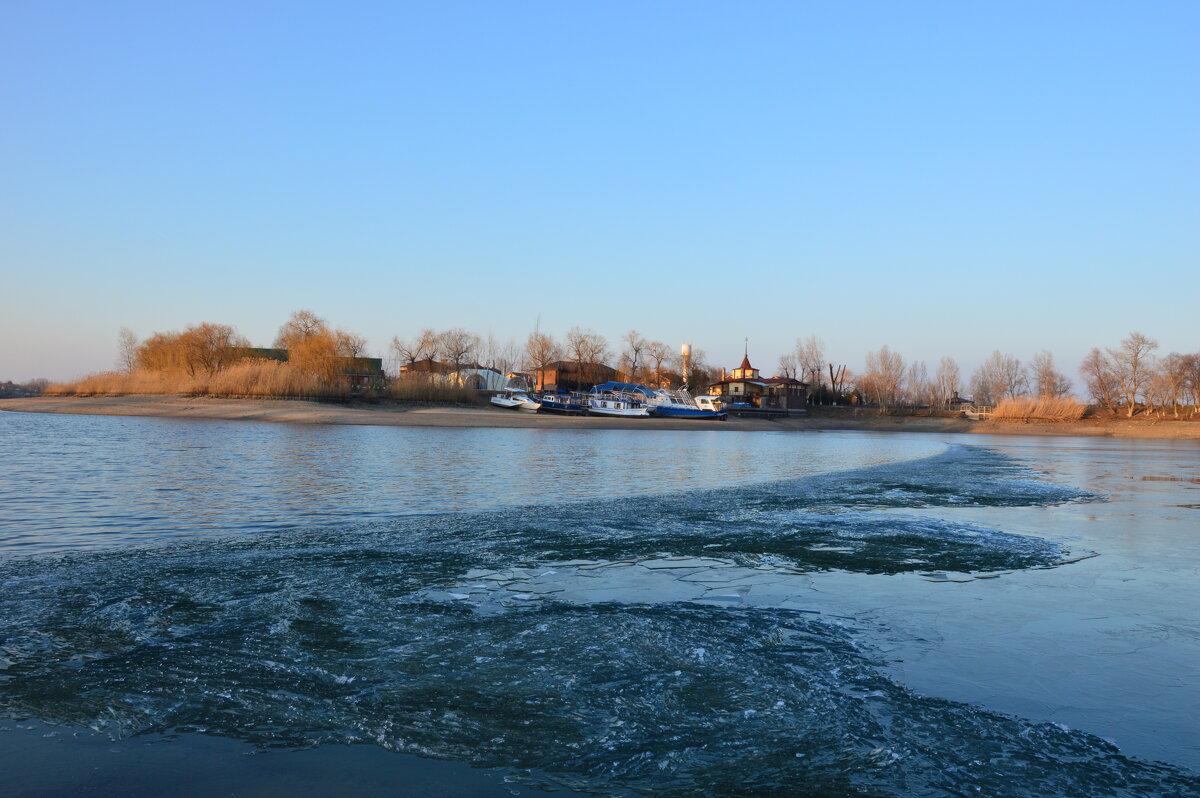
588, 381, 726, 420
538, 392, 587, 415
646, 389, 727, 420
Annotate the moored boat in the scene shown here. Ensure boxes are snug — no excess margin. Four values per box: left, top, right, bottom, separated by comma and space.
586, 389, 650, 417
490, 388, 541, 411
649, 391, 727, 420
538, 392, 587, 415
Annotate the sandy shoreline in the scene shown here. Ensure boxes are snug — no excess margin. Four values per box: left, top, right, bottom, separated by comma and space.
3, 396, 1199, 439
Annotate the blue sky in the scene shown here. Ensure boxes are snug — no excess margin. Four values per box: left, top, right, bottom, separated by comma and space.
2, 1, 1196, 382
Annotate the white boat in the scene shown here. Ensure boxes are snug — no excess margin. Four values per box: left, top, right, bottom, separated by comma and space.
490, 388, 540, 411
587, 391, 650, 417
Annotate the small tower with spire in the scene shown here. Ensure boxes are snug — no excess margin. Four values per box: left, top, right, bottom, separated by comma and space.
730, 339, 760, 380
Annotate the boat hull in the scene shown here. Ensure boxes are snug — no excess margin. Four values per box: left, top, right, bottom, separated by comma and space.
650, 405, 727, 420
587, 406, 650, 417
491, 391, 540, 411
587, 395, 650, 417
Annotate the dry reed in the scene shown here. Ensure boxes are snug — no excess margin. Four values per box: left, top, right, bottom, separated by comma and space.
385, 377, 479, 404
990, 396, 1087, 422
46, 362, 351, 400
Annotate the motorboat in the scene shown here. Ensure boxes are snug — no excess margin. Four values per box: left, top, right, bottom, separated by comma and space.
538, 392, 587, 415
490, 388, 540, 411
649, 391, 727, 420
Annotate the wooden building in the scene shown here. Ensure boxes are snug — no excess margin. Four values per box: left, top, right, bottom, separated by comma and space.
706, 353, 807, 411
534, 360, 619, 392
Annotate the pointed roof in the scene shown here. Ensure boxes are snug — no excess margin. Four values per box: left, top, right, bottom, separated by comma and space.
737, 354, 753, 371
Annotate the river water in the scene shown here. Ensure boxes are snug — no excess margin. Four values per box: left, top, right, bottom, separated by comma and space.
0, 410, 1197, 797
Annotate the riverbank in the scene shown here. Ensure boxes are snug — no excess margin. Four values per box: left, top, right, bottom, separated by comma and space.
4, 396, 1200, 439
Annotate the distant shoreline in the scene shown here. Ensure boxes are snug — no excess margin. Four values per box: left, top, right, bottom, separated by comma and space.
3, 396, 1199, 439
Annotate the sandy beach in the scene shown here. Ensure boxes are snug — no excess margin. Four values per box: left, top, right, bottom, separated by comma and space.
4, 396, 1199, 439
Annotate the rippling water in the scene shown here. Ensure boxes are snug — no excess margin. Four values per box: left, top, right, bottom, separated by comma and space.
0, 410, 1197, 797
0, 411, 940, 553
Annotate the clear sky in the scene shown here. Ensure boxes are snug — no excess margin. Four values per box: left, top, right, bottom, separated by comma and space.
2, 1, 1196, 383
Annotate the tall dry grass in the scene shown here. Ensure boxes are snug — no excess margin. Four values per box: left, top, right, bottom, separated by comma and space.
46, 362, 351, 399
385, 377, 480, 404
990, 396, 1087, 422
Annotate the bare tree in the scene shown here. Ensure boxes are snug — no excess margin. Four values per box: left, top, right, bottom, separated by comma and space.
1031, 351, 1072, 398
1109, 332, 1158, 417
777, 353, 798, 380
934, 356, 960, 405
438, 328, 481, 374
336, 331, 369, 359
971, 351, 1027, 405
479, 334, 523, 381
1153, 353, 1187, 417
827, 363, 848, 402
117, 327, 139, 373
392, 328, 442, 368
1080, 348, 1122, 413
274, 309, 327, 349
496, 338, 524, 381
795, 336, 825, 389
905, 361, 932, 406
621, 330, 647, 383
645, 341, 672, 387
1184, 353, 1200, 418
565, 327, 610, 387
525, 330, 562, 376
860, 346, 905, 410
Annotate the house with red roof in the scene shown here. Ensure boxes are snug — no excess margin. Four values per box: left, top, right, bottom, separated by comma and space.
706, 350, 807, 412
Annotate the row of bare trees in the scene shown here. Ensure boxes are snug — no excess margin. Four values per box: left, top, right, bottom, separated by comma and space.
849, 332, 1199, 418
854, 346, 1079, 411
390, 326, 717, 389
1080, 333, 1200, 417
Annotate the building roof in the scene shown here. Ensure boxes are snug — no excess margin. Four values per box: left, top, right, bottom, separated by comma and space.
737, 354, 753, 371
540, 360, 617, 373
708, 375, 808, 388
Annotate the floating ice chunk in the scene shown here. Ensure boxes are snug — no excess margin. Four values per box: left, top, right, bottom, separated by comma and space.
641, 558, 732, 570
697, 593, 743, 603
1055, 552, 1100, 565
678, 571, 745, 583
520, 578, 566, 590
